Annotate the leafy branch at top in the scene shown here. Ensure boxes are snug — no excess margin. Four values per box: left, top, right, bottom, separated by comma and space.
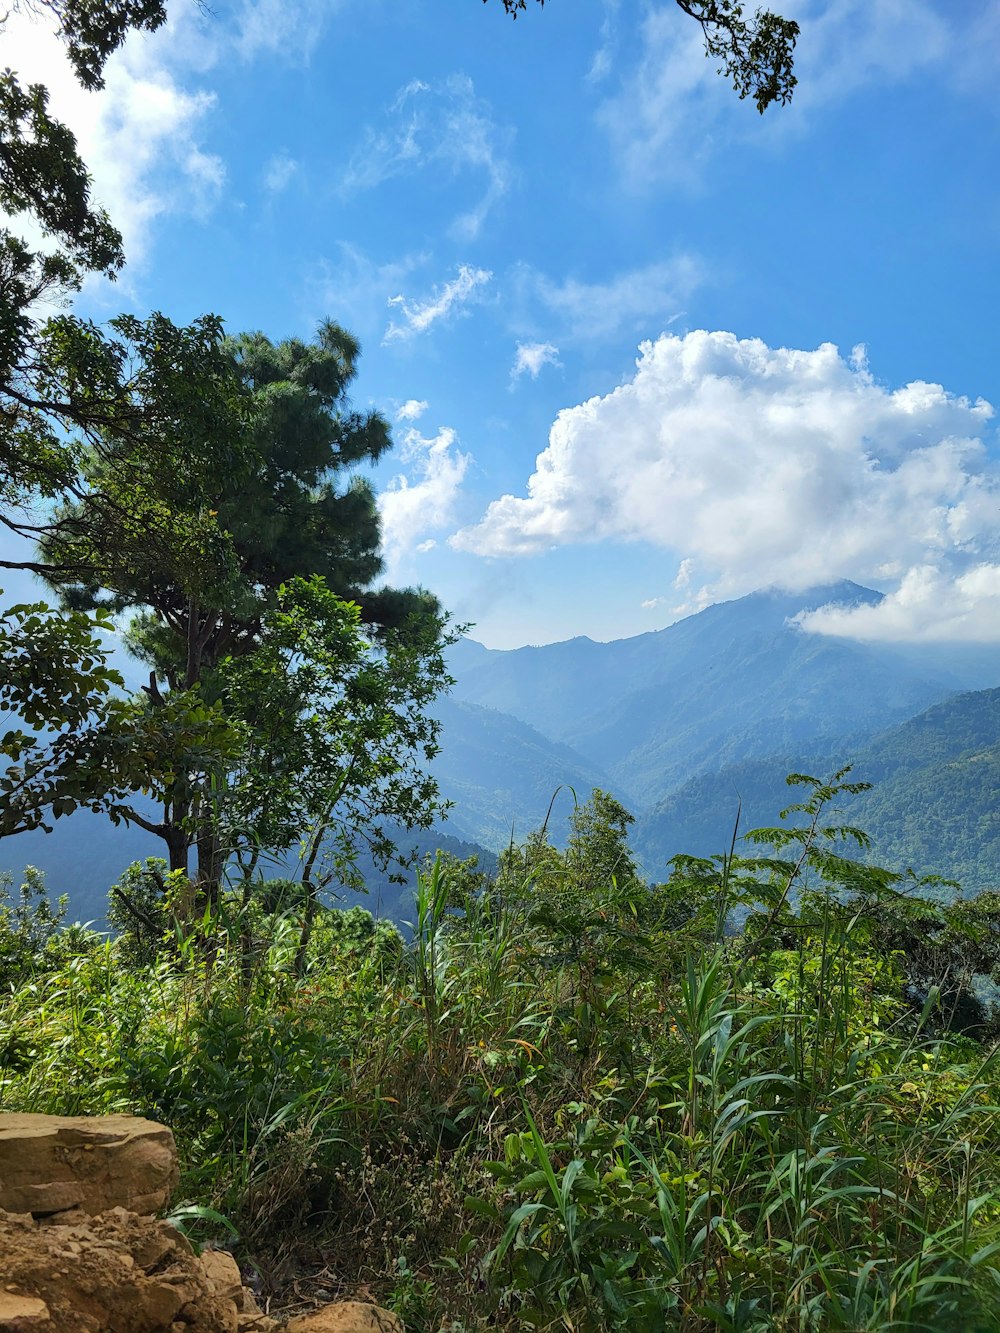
487, 0, 799, 113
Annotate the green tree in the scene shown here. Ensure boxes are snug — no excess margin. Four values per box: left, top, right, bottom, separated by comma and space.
490, 0, 799, 114
0, 0, 169, 510
29, 323, 451, 898
201, 576, 452, 909
565, 788, 643, 894
41, 322, 433, 674
0, 592, 244, 855
0, 73, 123, 510
7, 1, 168, 92
0, 865, 67, 988
0, 0, 211, 535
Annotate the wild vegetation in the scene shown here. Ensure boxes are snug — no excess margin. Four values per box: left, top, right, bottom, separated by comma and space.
3, 776, 1000, 1330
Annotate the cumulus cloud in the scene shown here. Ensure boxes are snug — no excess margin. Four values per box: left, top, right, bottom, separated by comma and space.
796, 565, 1000, 642
599, 0, 954, 187
384, 265, 492, 344
344, 75, 511, 238
379, 423, 470, 569
511, 342, 561, 382
396, 399, 429, 423
452, 329, 1000, 641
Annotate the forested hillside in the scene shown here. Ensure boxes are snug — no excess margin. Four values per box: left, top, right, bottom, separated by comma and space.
635, 687, 1000, 890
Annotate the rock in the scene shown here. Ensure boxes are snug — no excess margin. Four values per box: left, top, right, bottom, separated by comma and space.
0, 1115, 179, 1217
200, 1250, 244, 1307
0, 1207, 245, 1332
0, 1292, 50, 1330
283, 1304, 403, 1333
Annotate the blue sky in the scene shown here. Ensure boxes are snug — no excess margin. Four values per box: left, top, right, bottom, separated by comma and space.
6, 0, 1000, 647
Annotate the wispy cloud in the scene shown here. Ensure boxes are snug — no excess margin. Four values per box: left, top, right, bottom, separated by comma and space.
344, 74, 512, 238
233, 0, 343, 61
310, 242, 426, 339
511, 341, 561, 383
262, 152, 298, 195
384, 264, 492, 344
453, 329, 1000, 642
587, 0, 621, 83
516, 255, 701, 344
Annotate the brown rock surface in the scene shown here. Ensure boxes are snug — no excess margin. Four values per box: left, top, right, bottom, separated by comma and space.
200, 1251, 244, 1308
0, 1208, 259, 1332
0, 1291, 50, 1330
0, 1114, 179, 1217
283, 1304, 403, 1333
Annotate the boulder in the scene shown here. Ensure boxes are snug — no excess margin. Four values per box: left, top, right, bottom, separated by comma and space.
0, 1115, 179, 1217
0, 1291, 50, 1330
0, 1207, 246, 1332
200, 1252, 244, 1308
283, 1304, 403, 1333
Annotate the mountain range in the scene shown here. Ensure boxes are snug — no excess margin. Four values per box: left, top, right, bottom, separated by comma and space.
4, 579, 998, 924
434, 582, 999, 871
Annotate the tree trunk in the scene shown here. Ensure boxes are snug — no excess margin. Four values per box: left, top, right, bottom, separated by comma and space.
196, 825, 223, 913
165, 823, 189, 876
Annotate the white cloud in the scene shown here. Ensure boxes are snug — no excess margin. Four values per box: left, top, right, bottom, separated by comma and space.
599, 0, 954, 188
344, 75, 511, 238
519, 255, 701, 343
588, 0, 621, 83
1, 0, 350, 281
452, 329, 1000, 641
384, 265, 492, 344
262, 152, 299, 194
379, 424, 470, 570
234, 0, 341, 60
1, 7, 223, 271
797, 565, 1000, 643
396, 399, 429, 423
511, 342, 561, 382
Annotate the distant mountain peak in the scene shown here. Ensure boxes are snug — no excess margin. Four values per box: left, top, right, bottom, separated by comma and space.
752, 579, 884, 608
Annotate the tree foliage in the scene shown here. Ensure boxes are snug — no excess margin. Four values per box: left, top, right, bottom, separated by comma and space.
0, 597, 127, 838
8, 0, 168, 90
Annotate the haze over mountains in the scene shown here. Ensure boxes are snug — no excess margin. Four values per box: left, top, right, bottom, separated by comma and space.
436, 582, 998, 859
5, 580, 999, 922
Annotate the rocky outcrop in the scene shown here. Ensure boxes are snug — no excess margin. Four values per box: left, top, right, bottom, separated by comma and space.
0, 1114, 179, 1217
0, 1114, 403, 1333
0, 1207, 275, 1332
